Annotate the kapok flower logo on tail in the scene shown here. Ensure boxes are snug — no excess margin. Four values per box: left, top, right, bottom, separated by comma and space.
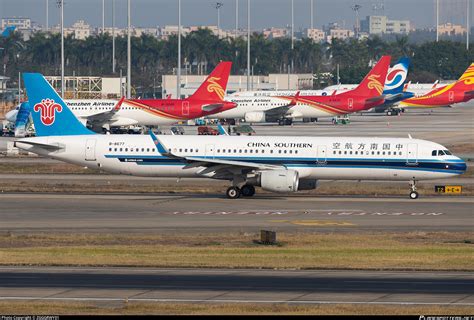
33, 98, 63, 126
206, 76, 225, 100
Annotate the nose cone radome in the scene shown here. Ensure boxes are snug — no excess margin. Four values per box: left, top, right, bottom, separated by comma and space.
449, 157, 467, 174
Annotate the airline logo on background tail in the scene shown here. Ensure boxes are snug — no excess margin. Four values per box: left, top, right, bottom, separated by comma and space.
384, 58, 409, 92
367, 74, 384, 95
33, 99, 62, 126
206, 76, 225, 100
189, 61, 232, 101
459, 63, 474, 85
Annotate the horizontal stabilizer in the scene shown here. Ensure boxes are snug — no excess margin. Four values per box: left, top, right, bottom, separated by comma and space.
383, 93, 403, 102
14, 140, 62, 151
202, 103, 224, 112
365, 95, 385, 103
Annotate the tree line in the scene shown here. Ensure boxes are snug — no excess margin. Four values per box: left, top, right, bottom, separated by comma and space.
1, 28, 473, 96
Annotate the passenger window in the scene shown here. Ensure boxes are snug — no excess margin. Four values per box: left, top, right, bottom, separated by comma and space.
119, 148, 123, 152
270, 150, 273, 154
295, 150, 298, 154
141, 148, 144, 152
250, 150, 253, 153
255, 150, 258, 154
179, 149, 182, 152
184, 149, 188, 152
278, 150, 282, 154
114, 148, 117, 152
109, 148, 112, 152
377, 151, 380, 155
344, 151, 347, 155
261, 150, 265, 154
339, 151, 342, 154
147, 148, 150, 152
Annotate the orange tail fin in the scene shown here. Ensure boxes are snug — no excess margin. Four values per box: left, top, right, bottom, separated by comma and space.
188, 61, 232, 101
351, 55, 391, 97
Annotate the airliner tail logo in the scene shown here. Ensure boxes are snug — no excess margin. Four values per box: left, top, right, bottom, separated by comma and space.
206, 76, 225, 100
33, 98, 62, 126
367, 74, 384, 95
459, 64, 474, 85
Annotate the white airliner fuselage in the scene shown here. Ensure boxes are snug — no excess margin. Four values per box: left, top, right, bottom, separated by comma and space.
16, 134, 466, 199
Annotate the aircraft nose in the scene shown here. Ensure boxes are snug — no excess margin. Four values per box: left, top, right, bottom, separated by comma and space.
452, 157, 467, 173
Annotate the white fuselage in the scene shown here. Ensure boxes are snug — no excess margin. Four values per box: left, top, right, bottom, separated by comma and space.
211, 94, 343, 121
16, 135, 466, 182
7, 99, 181, 126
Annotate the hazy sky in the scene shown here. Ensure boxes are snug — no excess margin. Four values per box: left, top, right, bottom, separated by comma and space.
0, 0, 471, 30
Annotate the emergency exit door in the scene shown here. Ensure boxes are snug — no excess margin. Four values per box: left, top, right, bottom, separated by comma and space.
85, 139, 96, 161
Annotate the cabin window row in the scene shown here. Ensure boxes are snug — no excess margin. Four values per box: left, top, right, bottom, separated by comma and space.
215, 149, 298, 155
332, 150, 403, 156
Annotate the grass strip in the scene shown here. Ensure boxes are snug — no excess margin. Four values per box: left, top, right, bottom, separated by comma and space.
0, 232, 472, 271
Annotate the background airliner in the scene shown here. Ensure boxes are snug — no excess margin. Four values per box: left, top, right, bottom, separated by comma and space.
15, 72, 466, 199
212, 56, 391, 125
7, 61, 236, 134
399, 63, 474, 109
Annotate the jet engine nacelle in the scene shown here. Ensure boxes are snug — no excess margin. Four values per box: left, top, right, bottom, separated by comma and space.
244, 111, 266, 123
259, 169, 299, 193
298, 179, 317, 191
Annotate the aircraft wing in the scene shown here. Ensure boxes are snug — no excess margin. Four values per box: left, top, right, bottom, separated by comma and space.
265, 91, 301, 118
149, 130, 282, 178
84, 97, 125, 130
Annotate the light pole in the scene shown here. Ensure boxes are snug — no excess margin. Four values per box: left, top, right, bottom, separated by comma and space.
215, 2, 223, 30
236, 0, 239, 38
247, 0, 250, 90
112, 0, 116, 73
102, 0, 105, 34
291, 0, 294, 50
467, 0, 470, 50
46, 0, 49, 31
310, 0, 313, 29
56, 0, 64, 97
127, 0, 131, 99
436, 0, 439, 42
177, 0, 181, 99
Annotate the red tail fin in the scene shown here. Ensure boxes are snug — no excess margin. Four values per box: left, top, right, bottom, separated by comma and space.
188, 61, 232, 101
351, 56, 391, 97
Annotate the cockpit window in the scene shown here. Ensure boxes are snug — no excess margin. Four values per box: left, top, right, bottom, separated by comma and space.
432, 150, 437, 156
444, 150, 452, 155
438, 150, 445, 156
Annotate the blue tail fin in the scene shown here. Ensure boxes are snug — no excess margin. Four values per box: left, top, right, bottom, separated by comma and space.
23, 73, 95, 136
383, 57, 410, 95
14, 101, 32, 137
1, 26, 16, 37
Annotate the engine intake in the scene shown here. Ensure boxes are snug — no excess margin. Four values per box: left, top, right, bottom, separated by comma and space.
259, 170, 299, 193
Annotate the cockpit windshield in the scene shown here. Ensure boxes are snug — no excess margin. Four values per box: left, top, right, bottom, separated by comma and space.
432, 150, 452, 156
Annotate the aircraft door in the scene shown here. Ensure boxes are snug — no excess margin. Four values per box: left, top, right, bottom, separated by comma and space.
407, 143, 418, 165
317, 145, 327, 164
348, 98, 354, 110
182, 101, 190, 116
205, 144, 215, 159
448, 91, 454, 102
85, 139, 97, 161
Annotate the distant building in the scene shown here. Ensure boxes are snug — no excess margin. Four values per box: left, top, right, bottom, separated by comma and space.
263, 27, 288, 39
50, 20, 92, 40
158, 25, 191, 40
438, 23, 466, 36
1, 17, 31, 30
305, 28, 326, 42
360, 16, 411, 35
329, 28, 354, 40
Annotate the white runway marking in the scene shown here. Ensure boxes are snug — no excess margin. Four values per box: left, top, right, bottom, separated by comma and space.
0, 296, 472, 306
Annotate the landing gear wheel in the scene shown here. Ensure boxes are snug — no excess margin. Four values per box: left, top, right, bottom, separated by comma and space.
241, 185, 256, 197
284, 119, 293, 125
226, 186, 241, 199
278, 119, 285, 126
409, 180, 418, 199
386, 110, 393, 116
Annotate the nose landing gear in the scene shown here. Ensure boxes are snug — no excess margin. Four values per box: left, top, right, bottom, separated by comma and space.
409, 180, 419, 199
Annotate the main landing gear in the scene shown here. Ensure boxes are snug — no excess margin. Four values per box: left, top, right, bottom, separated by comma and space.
226, 184, 256, 199
409, 180, 419, 199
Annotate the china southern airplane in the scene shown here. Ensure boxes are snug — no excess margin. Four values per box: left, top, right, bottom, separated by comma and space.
16, 73, 467, 199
